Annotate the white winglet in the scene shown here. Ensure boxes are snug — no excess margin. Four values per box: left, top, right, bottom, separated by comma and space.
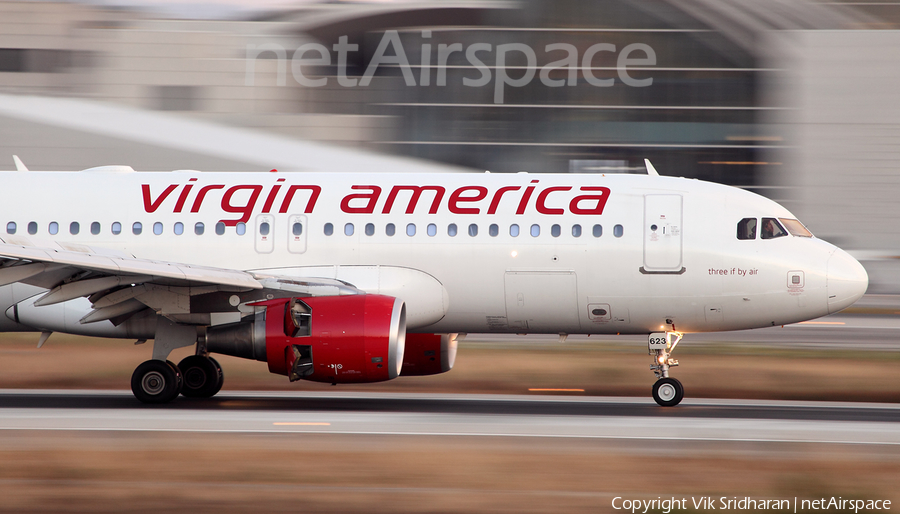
644, 159, 659, 176
12, 155, 28, 172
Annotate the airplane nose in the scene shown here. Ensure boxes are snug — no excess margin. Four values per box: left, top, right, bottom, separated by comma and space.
826, 248, 868, 314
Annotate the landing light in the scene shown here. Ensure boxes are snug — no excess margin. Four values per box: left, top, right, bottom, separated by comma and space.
511, 250, 518, 258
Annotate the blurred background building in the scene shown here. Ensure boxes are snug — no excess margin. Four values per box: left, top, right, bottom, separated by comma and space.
1, 0, 900, 290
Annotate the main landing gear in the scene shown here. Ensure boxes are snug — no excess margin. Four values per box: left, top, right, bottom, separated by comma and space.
177, 355, 224, 399
648, 331, 684, 407
131, 359, 183, 404
131, 337, 224, 404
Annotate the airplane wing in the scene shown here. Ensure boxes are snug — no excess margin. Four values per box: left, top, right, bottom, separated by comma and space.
0, 238, 361, 325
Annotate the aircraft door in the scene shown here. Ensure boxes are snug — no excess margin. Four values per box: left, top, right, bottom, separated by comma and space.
642, 194, 684, 273
287, 214, 307, 254
255, 215, 274, 254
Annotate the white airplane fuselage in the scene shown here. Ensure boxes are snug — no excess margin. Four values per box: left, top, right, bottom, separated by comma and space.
0, 169, 868, 337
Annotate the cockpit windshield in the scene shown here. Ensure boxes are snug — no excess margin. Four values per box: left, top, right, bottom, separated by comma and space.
760, 218, 787, 239
778, 218, 813, 238
737, 217, 814, 240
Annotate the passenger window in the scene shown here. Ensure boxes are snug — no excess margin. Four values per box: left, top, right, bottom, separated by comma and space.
112, 222, 122, 235
174, 222, 184, 235
6, 222, 15, 235
91, 222, 101, 235
530, 224, 540, 237
407, 223, 416, 236
779, 218, 813, 238
236, 222, 246, 236
386, 223, 395, 236
448, 223, 458, 237
489, 224, 499, 237
194, 222, 204, 235
614, 225, 623, 238
292, 222, 302, 236
215, 222, 225, 235
468, 224, 478, 237
551, 224, 561, 237
572, 224, 582, 237
154, 222, 164, 235
427, 223, 437, 237
510, 224, 520, 237
344, 223, 354, 236
737, 218, 757, 240
28, 221, 37, 235
49, 222, 59, 235
132, 222, 142, 235
592, 224, 602, 237
324, 223, 334, 236
761, 218, 787, 239
365, 223, 374, 236
260, 222, 270, 236
70, 222, 79, 235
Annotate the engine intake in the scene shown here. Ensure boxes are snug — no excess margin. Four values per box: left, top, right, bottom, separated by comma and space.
206, 294, 406, 383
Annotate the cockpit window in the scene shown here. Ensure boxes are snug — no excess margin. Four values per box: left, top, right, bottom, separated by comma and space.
737, 218, 757, 240
761, 218, 787, 239
779, 218, 813, 238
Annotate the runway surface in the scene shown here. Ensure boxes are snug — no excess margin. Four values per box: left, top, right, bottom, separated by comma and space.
2, 389, 899, 446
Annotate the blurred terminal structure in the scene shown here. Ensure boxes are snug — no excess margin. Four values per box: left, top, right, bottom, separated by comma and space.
1, 0, 900, 290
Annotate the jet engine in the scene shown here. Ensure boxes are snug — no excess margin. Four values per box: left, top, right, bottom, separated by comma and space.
206, 294, 406, 383
400, 333, 458, 376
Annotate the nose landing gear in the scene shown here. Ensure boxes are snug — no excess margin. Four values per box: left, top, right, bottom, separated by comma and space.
649, 331, 684, 407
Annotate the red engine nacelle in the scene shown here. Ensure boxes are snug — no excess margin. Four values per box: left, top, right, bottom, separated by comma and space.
400, 333, 458, 376
206, 294, 406, 384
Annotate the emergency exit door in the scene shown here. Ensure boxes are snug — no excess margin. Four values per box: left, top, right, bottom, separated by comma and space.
255, 214, 274, 254
287, 214, 307, 254
642, 194, 684, 273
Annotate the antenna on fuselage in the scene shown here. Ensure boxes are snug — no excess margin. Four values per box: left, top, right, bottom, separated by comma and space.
644, 159, 659, 176
12, 155, 28, 172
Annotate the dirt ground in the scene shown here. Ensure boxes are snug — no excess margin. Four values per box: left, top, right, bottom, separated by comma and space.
0, 433, 897, 513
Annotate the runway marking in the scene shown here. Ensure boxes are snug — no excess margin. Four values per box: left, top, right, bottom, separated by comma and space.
273, 422, 331, 426
528, 388, 585, 392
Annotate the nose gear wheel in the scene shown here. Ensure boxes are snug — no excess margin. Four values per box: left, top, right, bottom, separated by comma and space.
652, 377, 684, 407
648, 331, 684, 407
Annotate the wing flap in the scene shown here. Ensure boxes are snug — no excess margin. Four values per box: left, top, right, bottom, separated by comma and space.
0, 241, 261, 290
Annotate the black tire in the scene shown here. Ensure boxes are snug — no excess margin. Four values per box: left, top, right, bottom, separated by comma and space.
178, 355, 223, 399
166, 360, 184, 392
652, 377, 684, 407
208, 356, 224, 396
131, 359, 182, 404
